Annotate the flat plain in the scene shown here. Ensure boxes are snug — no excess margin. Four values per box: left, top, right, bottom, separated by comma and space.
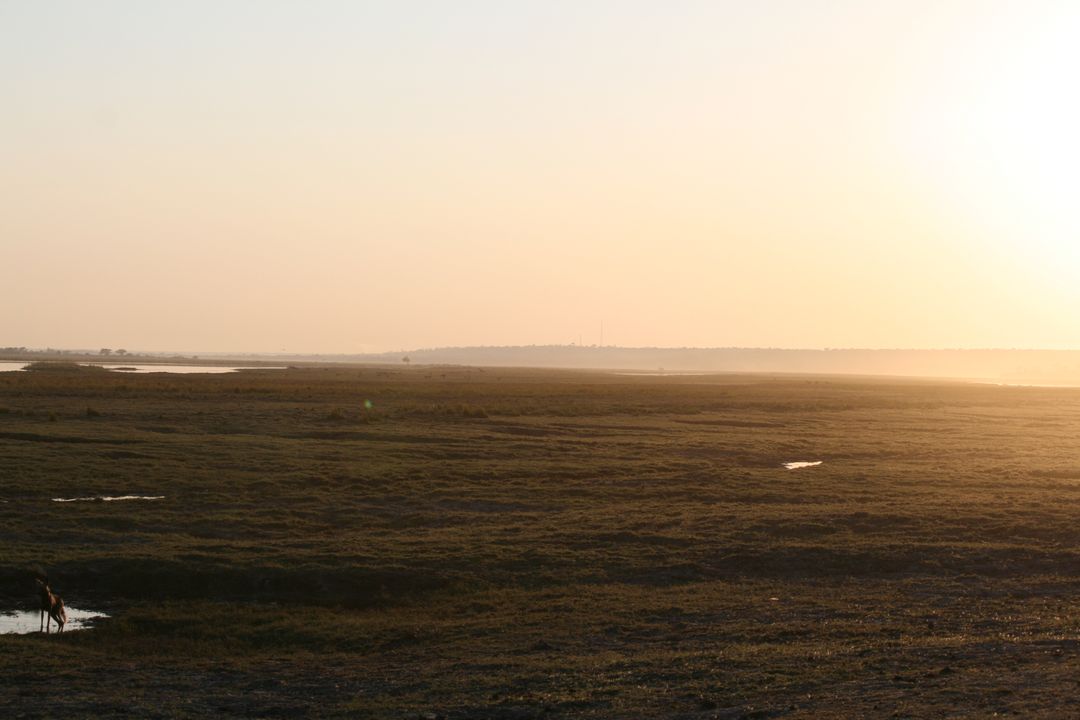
3, 364, 1080, 718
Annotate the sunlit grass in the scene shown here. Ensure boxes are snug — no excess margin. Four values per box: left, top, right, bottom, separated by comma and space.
3, 367, 1080, 716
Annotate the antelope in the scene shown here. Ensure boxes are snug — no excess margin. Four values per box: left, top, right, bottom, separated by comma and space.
36, 578, 67, 634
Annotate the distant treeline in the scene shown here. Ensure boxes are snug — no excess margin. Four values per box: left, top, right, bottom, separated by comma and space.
0, 347, 200, 362
336, 346, 1080, 382
9, 345, 1080, 382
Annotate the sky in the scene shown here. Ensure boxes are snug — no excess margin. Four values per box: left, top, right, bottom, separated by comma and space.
3, 1, 1080, 353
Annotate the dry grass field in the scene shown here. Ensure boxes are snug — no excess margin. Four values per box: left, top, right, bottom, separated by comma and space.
3, 364, 1080, 718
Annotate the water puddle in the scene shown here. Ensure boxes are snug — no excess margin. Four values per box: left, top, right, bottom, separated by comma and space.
976, 381, 1080, 388
783, 461, 823, 470
95, 364, 285, 374
0, 607, 108, 634
53, 495, 164, 503
613, 375, 712, 379
0, 362, 284, 374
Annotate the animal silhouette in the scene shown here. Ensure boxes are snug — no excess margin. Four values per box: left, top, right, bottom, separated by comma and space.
36, 578, 67, 633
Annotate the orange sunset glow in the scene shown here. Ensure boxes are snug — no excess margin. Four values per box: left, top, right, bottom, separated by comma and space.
3, 1, 1079, 353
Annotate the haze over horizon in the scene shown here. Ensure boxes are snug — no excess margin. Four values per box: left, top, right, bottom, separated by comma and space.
5, 1, 1080, 355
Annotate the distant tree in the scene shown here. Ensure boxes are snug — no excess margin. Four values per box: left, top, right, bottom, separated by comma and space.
402, 355, 411, 365
99, 348, 112, 357
115, 349, 127, 356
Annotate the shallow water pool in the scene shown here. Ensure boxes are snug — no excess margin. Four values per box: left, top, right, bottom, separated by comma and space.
783, 461, 823, 470
52, 495, 164, 503
0, 607, 108, 634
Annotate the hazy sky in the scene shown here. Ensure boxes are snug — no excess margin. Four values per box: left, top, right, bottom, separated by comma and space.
4, 1, 1080, 353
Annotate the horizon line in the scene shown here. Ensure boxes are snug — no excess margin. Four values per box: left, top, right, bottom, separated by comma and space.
9, 344, 1080, 356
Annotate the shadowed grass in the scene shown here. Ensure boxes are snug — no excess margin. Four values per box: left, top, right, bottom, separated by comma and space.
4, 367, 1080, 717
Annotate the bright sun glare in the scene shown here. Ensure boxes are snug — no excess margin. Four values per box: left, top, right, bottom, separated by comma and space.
6, 2, 1080, 352
913, 6, 1080, 290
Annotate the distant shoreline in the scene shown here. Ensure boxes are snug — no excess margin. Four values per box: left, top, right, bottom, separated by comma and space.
5, 346, 1080, 385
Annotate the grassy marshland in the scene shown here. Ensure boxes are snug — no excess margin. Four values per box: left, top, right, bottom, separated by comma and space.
3, 364, 1080, 718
